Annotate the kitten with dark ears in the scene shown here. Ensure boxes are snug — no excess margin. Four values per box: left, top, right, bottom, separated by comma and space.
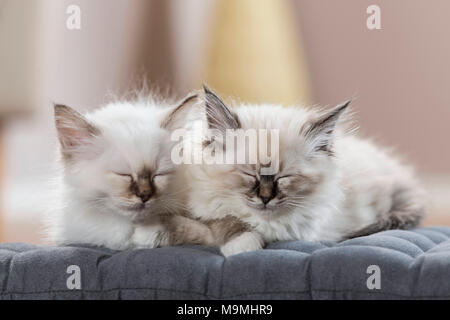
48, 94, 214, 250
182, 86, 425, 256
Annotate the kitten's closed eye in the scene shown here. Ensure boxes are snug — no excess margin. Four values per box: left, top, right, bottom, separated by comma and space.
238, 170, 258, 187
110, 172, 133, 183
113, 172, 132, 178
241, 171, 257, 179
152, 171, 174, 190
276, 175, 293, 181
153, 171, 174, 178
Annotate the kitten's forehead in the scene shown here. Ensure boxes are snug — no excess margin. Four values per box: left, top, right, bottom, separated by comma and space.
235, 104, 312, 151
104, 132, 165, 173
230, 104, 313, 174
87, 102, 173, 173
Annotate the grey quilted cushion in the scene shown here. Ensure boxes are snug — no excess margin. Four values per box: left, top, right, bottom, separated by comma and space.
0, 227, 449, 299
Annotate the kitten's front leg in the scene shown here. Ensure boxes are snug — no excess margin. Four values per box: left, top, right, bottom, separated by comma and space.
220, 231, 264, 257
131, 223, 168, 249
166, 215, 215, 246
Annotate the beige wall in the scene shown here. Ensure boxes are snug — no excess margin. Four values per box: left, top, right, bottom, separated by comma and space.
294, 0, 450, 175
0, 0, 41, 115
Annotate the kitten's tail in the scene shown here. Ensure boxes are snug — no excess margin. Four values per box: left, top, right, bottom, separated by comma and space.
346, 186, 425, 239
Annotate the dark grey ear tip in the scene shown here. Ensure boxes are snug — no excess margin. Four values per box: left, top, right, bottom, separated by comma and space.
339, 99, 352, 109
202, 84, 222, 108
54, 103, 68, 109
53, 104, 71, 115
332, 99, 352, 116
202, 84, 215, 96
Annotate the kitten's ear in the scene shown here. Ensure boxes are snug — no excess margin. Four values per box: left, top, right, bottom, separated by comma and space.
54, 104, 100, 159
162, 92, 200, 130
303, 100, 351, 154
203, 85, 240, 133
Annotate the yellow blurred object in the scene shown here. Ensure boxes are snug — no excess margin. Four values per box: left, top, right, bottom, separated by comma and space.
205, 0, 311, 106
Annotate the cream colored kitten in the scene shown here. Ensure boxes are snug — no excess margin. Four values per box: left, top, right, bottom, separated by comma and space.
48, 93, 212, 250
183, 86, 425, 256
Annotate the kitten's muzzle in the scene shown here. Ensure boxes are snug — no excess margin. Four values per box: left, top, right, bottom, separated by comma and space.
137, 190, 152, 203
132, 175, 154, 203
258, 175, 277, 205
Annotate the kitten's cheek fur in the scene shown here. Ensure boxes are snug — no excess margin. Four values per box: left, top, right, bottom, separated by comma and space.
220, 232, 264, 257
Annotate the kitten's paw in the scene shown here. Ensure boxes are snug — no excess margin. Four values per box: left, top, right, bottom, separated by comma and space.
168, 216, 215, 246
132, 224, 167, 249
220, 232, 264, 257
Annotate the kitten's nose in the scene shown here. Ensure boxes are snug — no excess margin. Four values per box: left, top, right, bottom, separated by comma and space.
134, 175, 153, 203
259, 195, 273, 205
137, 191, 152, 203
258, 175, 276, 205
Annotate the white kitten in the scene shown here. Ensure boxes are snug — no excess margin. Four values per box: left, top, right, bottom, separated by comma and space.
184, 87, 425, 256
47, 94, 199, 250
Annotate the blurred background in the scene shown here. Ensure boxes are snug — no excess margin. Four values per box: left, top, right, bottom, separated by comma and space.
1, 0, 449, 244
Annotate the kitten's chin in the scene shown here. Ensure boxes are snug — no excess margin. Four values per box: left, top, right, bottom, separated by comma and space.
114, 202, 155, 222
246, 202, 278, 216
246, 200, 294, 217
125, 203, 147, 212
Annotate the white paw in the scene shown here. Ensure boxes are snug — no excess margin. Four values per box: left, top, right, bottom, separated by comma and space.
131, 224, 167, 249
220, 232, 264, 257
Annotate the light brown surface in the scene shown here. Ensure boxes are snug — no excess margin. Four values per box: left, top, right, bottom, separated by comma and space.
0, 128, 3, 243
423, 215, 450, 227
2, 218, 45, 245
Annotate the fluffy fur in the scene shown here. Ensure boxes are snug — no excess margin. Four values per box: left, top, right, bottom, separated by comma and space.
183, 87, 425, 256
48, 94, 204, 250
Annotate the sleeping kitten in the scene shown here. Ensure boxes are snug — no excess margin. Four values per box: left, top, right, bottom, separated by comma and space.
184, 86, 425, 256
48, 93, 212, 250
